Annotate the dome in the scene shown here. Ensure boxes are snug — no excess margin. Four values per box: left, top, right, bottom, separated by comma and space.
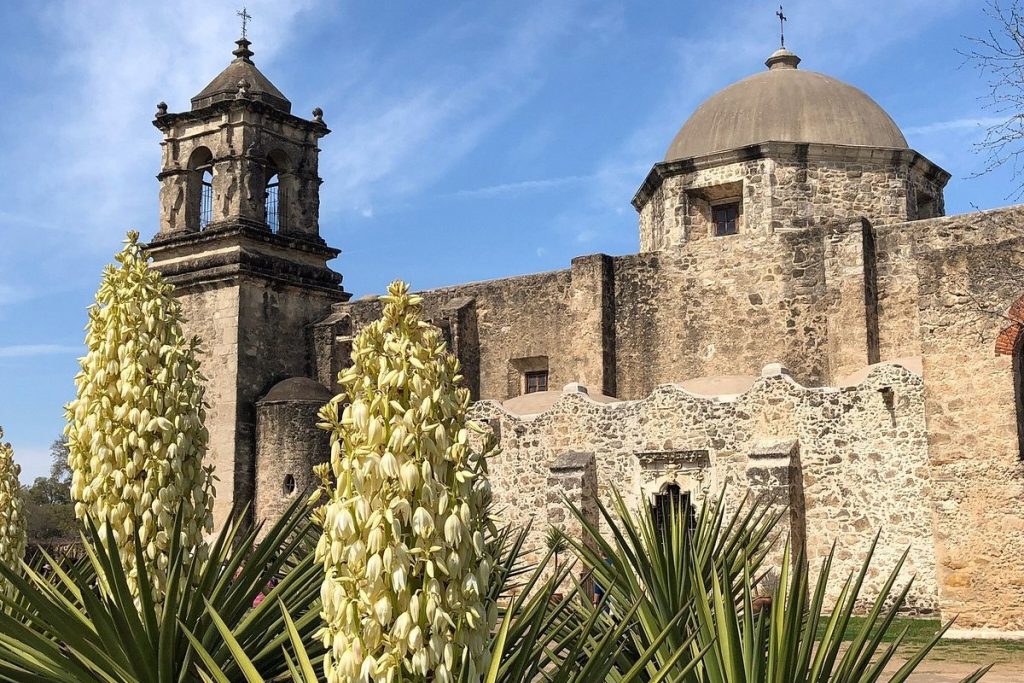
260, 377, 332, 403
664, 48, 908, 161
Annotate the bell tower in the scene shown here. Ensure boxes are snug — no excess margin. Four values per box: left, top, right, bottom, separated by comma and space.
147, 35, 350, 528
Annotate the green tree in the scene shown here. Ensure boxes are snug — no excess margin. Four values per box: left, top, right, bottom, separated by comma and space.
23, 437, 76, 545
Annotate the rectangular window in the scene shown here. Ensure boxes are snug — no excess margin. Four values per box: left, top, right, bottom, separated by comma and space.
199, 179, 213, 230
712, 202, 740, 236
525, 370, 548, 394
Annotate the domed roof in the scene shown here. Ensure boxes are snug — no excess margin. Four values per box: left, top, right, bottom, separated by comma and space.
191, 38, 291, 113
260, 377, 333, 403
664, 48, 907, 161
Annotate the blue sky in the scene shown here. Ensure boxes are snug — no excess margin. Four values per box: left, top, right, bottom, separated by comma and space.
0, 0, 1016, 482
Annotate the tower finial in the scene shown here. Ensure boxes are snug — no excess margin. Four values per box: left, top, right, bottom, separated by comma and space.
237, 7, 251, 40
776, 5, 787, 49
232, 7, 254, 63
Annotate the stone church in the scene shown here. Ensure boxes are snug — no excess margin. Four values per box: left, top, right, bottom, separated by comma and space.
148, 35, 1024, 636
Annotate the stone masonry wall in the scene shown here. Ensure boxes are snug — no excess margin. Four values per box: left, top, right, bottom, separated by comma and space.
325, 269, 577, 401
254, 397, 330, 536
175, 284, 241, 529
906, 206, 1024, 633
636, 148, 946, 253
470, 363, 938, 613
235, 278, 338, 522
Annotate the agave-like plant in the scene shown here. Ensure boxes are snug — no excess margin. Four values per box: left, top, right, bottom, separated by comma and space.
0, 495, 324, 683
563, 490, 991, 683
187, 491, 993, 683
65, 231, 214, 607
0, 428, 25, 594
191, 523, 708, 683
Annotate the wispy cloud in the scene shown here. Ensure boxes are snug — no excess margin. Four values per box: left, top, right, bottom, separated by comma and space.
0, 344, 79, 358
904, 116, 1004, 136
319, 2, 592, 217
450, 174, 593, 199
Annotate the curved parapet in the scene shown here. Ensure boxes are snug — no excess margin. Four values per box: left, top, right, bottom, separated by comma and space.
469, 359, 935, 615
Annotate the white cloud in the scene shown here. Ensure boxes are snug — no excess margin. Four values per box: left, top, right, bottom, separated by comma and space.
0, 344, 80, 358
319, 2, 591, 217
904, 116, 1005, 136
450, 174, 593, 199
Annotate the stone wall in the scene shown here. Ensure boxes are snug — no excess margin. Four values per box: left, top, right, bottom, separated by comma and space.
470, 363, 938, 612
167, 276, 338, 529
235, 278, 339, 521
635, 145, 947, 253
254, 381, 332, 536
174, 284, 241, 529
905, 206, 1024, 633
322, 269, 579, 401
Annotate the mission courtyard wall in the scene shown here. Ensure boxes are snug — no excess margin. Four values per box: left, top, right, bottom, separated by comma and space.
910, 207, 1024, 633
469, 363, 938, 613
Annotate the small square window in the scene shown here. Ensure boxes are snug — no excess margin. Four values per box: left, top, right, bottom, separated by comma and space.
525, 370, 549, 394
712, 202, 740, 236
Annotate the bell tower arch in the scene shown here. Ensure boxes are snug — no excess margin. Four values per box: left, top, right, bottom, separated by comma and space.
147, 35, 350, 528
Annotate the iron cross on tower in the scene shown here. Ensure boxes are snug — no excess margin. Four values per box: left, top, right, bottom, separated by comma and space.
776, 5, 787, 48
237, 7, 252, 40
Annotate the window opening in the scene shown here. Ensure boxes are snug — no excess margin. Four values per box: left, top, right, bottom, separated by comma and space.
712, 202, 740, 236
525, 370, 549, 394
199, 168, 213, 230
265, 173, 280, 233
283, 474, 296, 496
651, 483, 696, 537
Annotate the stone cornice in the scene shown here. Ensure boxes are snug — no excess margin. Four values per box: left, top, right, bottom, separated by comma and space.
631, 142, 951, 210
147, 222, 339, 260
146, 222, 348, 297
153, 99, 330, 138
150, 249, 349, 298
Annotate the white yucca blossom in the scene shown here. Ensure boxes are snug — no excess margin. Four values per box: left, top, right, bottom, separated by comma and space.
0, 428, 26, 592
65, 231, 214, 606
316, 280, 498, 683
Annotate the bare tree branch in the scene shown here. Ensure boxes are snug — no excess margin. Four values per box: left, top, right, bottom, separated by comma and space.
960, 1, 1024, 199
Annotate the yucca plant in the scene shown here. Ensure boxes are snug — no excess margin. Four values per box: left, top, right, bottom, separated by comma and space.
65, 230, 214, 607
0, 495, 324, 683
0, 429, 26, 595
315, 280, 499, 683
557, 490, 780, 679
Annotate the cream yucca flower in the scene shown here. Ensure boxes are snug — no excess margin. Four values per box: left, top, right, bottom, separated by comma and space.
316, 280, 498, 683
65, 231, 214, 606
0, 428, 26, 593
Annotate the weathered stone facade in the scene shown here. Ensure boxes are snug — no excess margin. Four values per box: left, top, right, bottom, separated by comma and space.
470, 363, 937, 613
149, 39, 1024, 635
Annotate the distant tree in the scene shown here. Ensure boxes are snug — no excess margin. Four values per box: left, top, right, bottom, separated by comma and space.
22, 437, 76, 544
962, 1, 1024, 197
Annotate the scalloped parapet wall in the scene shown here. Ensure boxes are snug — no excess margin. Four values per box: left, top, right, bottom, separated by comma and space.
469, 360, 937, 614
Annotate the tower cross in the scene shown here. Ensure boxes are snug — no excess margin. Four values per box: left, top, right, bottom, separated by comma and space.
776, 5, 787, 48
237, 7, 251, 40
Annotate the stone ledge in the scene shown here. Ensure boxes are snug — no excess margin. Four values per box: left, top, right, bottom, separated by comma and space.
944, 628, 1024, 641
549, 451, 595, 473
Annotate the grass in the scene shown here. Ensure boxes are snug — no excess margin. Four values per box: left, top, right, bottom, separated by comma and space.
816, 617, 1024, 665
